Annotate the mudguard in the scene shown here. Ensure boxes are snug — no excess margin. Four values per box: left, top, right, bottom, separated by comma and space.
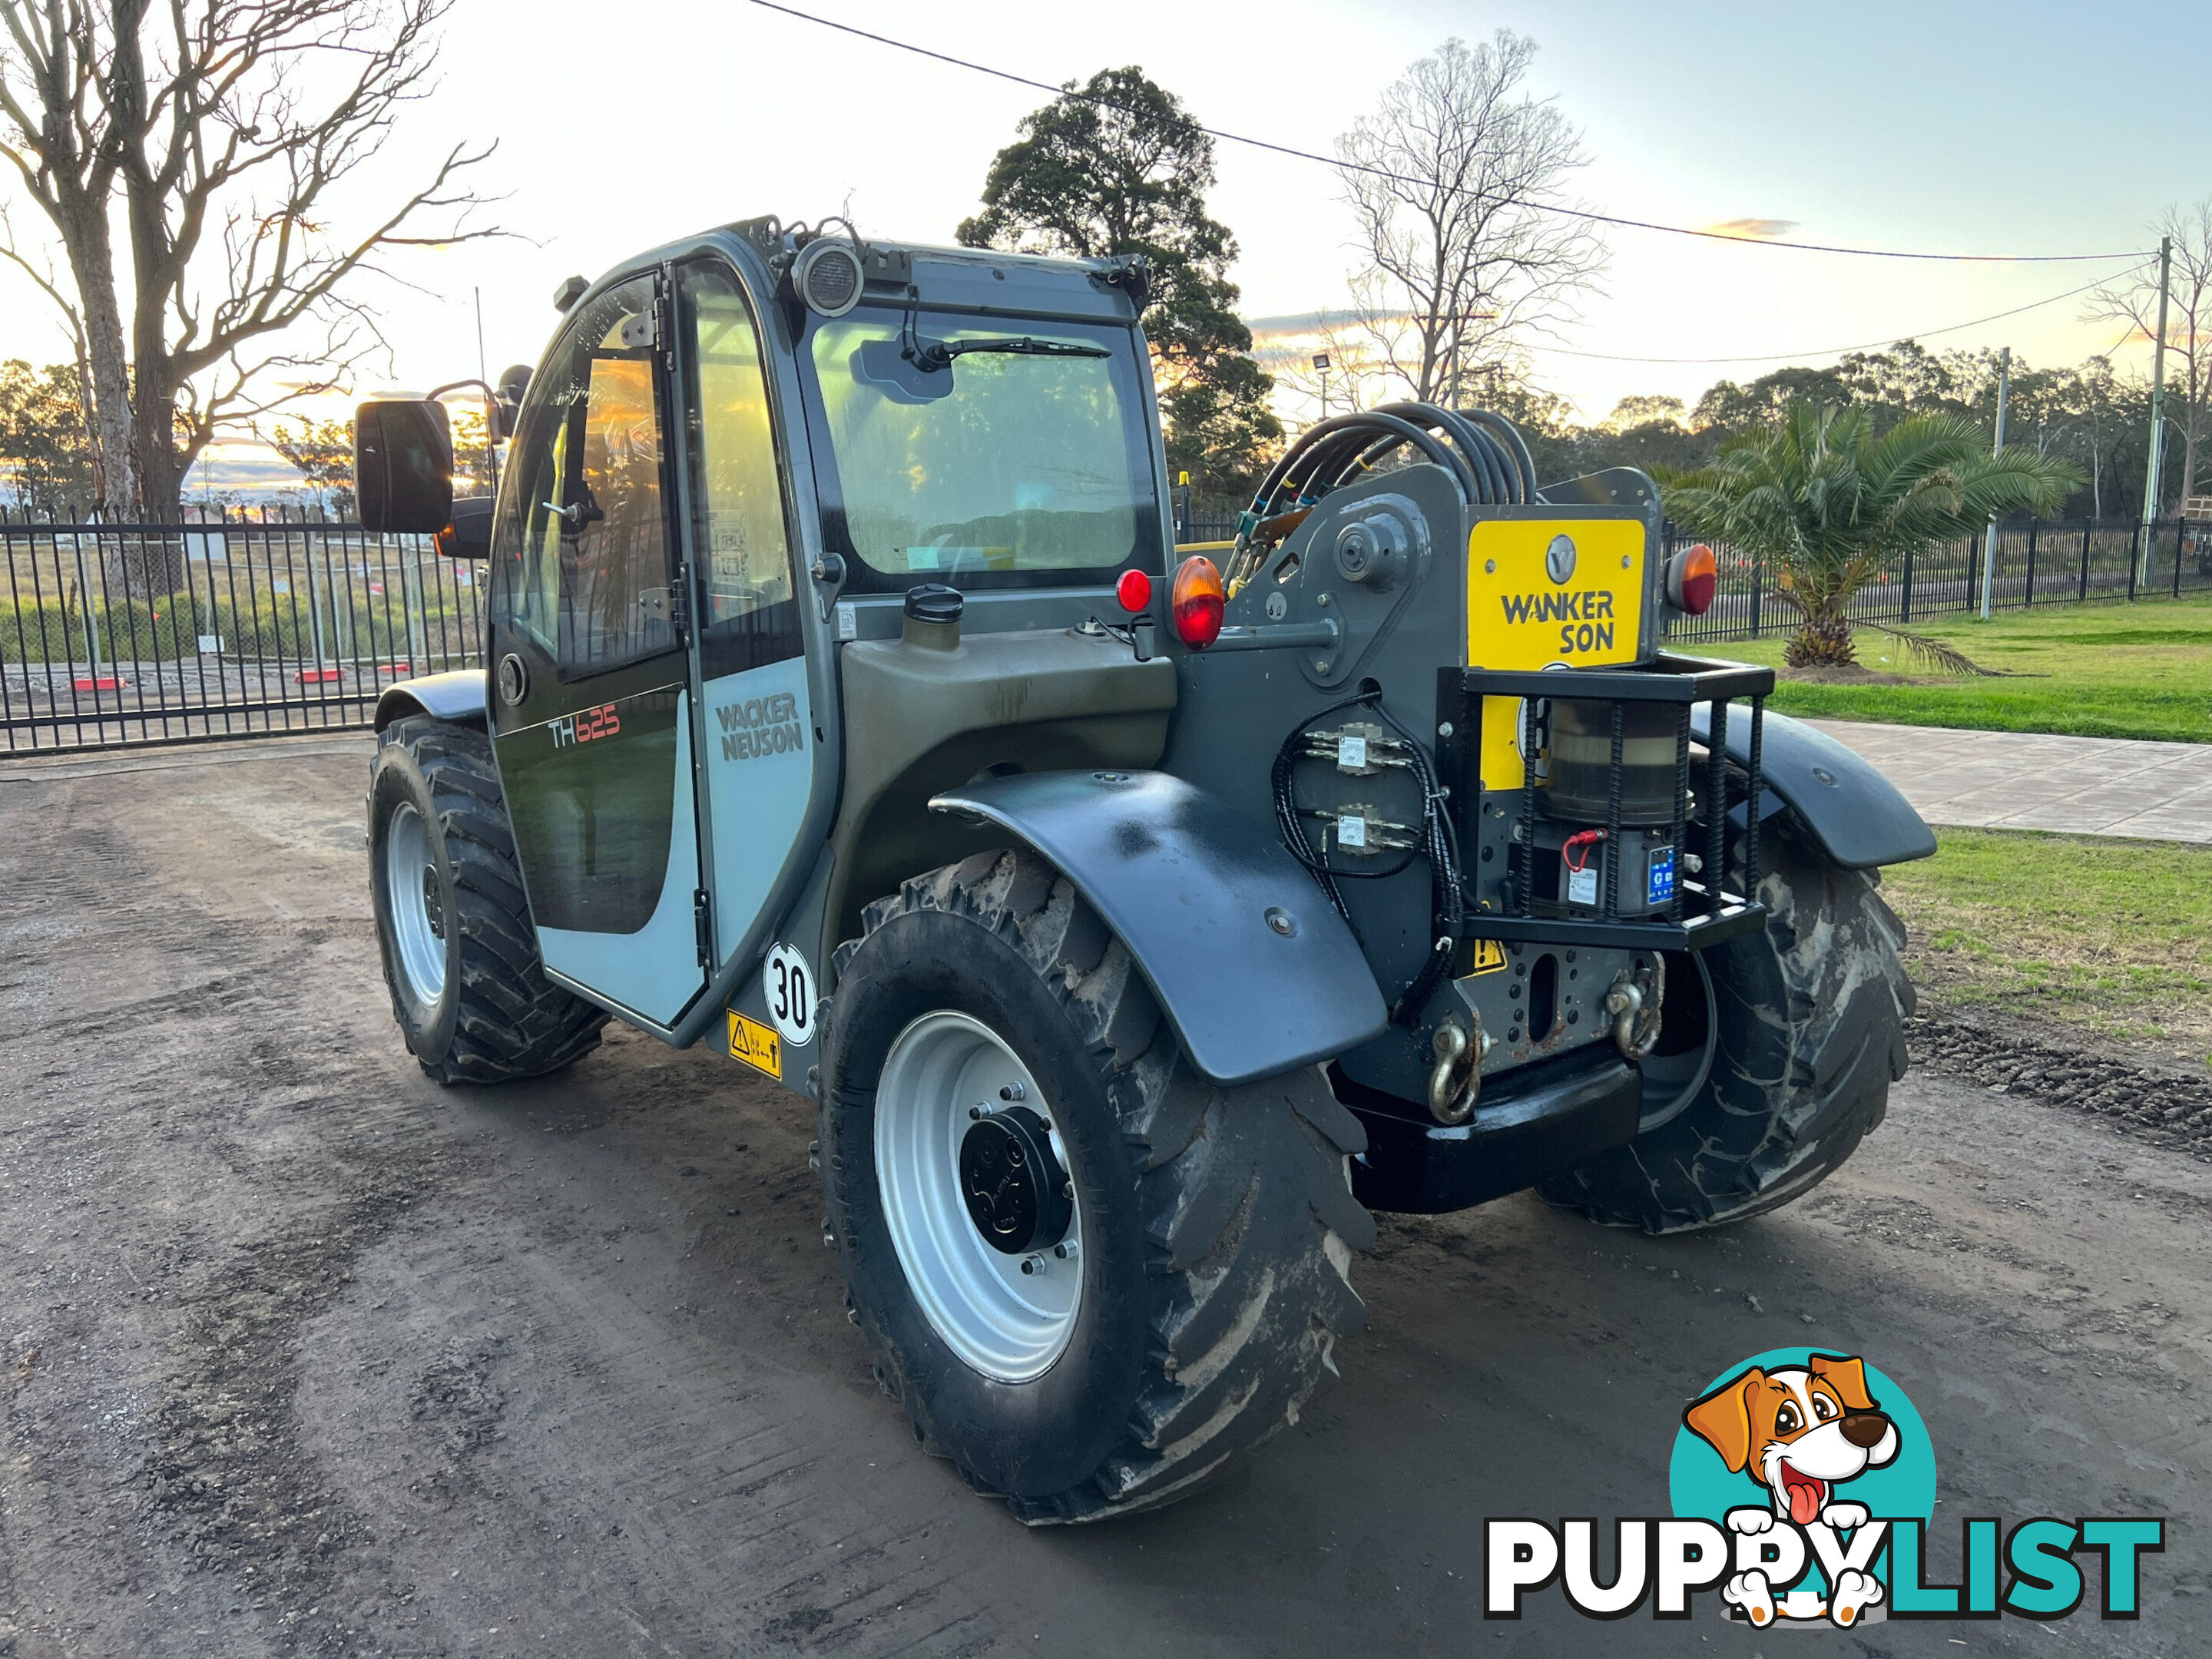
929, 770, 1388, 1088
1692, 705, 1936, 869
374, 668, 488, 733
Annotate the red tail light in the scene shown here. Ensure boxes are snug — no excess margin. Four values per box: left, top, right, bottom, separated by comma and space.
1170, 555, 1224, 648
1668, 542, 1717, 615
1115, 568, 1154, 613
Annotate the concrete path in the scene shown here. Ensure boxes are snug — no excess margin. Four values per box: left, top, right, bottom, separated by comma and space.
1807, 717, 2212, 843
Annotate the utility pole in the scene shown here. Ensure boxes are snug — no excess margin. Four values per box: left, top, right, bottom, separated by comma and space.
1313, 352, 1331, 426
1442, 309, 1500, 409
475, 286, 499, 493
2139, 235, 2173, 584
1979, 346, 2010, 620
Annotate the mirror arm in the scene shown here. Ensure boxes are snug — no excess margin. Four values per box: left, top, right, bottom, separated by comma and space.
426, 377, 520, 449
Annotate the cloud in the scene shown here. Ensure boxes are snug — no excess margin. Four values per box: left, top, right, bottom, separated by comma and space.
1699, 217, 1801, 241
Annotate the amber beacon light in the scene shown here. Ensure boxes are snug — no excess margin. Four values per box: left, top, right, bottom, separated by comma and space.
1667, 542, 1717, 615
1170, 555, 1225, 648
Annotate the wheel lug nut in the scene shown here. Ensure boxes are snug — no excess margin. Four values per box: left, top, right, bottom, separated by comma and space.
1019, 1253, 1047, 1276
998, 1082, 1025, 1101
1053, 1240, 1078, 1262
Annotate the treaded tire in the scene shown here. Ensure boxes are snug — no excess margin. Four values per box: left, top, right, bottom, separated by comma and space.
369, 716, 608, 1085
1537, 821, 1913, 1233
821, 848, 1376, 1525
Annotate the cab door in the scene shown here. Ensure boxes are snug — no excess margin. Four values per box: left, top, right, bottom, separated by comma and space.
487, 271, 707, 1028
671, 259, 816, 978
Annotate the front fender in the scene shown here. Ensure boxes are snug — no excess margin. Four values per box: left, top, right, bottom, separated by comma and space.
375, 668, 488, 734
929, 770, 1387, 1088
1692, 706, 1936, 869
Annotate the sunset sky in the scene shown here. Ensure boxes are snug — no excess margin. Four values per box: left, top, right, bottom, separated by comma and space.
4, 0, 2204, 495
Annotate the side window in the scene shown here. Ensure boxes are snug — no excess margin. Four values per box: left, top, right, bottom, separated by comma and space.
680, 262, 801, 674
495, 274, 677, 677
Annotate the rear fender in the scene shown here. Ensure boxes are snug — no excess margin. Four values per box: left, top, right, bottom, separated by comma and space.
929, 770, 1387, 1088
375, 668, 488, 734
1693, 705, 1935, 869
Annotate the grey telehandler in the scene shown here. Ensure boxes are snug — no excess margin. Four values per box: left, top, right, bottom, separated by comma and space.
355, 217, 1933, 1522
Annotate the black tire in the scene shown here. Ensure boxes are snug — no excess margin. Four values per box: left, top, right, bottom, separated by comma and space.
820, 848, 1375, 1524
1537, 822, 1912, 1233
368, 716, 608, 1085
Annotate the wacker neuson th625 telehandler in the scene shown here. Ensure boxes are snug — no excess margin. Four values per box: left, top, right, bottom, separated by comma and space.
353, 217, 1936, 1523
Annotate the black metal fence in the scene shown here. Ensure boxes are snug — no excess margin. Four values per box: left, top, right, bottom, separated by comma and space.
1174, 505, 2212, 642
1664, 516, 2211, 646
11, 503, 2205, 755
2, 508, 485, 753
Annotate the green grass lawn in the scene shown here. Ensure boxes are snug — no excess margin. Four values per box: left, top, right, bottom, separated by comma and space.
1882, 827, 2212, 1068
1692, 593, 2212, 742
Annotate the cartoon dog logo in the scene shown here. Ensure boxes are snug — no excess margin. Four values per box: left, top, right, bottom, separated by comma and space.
1682, 1353, 1900, 1628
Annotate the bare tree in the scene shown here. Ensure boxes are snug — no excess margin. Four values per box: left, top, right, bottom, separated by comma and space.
2089, 201, 2211, 508
1335, 32, 1604, 408
0, 0, 497, 523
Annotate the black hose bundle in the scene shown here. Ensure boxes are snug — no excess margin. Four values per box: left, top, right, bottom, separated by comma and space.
1227, 401, 1534, 588
1271, 690, 1467, 1026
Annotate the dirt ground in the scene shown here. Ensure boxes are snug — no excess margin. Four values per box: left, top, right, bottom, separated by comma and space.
1, 733, 2206, 1658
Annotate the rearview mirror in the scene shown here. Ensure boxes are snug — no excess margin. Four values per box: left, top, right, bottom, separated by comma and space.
852, 337, 950, 405
435, 494, 495, 561
355, 399, 453, 534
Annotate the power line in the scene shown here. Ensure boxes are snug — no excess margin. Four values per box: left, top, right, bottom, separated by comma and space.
748, 0, 2154, 265
1537, 264, 2149, 365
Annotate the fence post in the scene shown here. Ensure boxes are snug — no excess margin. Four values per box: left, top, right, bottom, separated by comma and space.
323, 525, 350, 663
2128, 525, 2138, 600
2080, 521, 2090, 601
405, 538, 428, 666
72, 541, 103, 684
1901, 545, 1913, 623
299, 507, 328, 676
2025, 518, 2038, 607
1749, 555, 1762, 638
2176, 517, 2186, 598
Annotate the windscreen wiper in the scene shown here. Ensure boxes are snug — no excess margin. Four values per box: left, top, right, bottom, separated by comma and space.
907, 335, 1111, 371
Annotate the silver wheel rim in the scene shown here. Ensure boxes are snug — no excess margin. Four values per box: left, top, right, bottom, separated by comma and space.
876, 1011, 1081, 1382
385, 801, 447, 1006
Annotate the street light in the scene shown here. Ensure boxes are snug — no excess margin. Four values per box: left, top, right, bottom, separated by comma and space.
1313, 353, 1331, 422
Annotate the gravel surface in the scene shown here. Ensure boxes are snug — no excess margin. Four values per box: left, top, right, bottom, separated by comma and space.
1910, 1008, 2212, 1157
0, 735, 2206, 1657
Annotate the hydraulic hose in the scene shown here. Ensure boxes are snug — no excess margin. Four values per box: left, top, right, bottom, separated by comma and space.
1231, 401, 1537, 585
1232, 408, 1482, 588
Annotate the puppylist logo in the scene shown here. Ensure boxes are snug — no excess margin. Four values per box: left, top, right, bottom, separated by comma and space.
1485, 1348, 2164, 1628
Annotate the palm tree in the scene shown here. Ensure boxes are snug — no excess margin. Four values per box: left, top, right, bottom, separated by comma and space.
1662, 402, 2080, 671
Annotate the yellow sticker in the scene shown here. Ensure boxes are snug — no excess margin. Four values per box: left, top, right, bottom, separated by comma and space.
1465, 518, 1648, 794
727, 1011, 782, 1080
1464, 938, 1509, 977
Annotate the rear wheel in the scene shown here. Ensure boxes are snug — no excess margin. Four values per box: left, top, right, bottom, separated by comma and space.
821, 848, 1375, 1523
369, 716, 608, 1084
1538, 822, 1912, 1233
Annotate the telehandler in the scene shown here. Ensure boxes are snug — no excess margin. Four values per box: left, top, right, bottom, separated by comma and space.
354, 217, 1934, 1522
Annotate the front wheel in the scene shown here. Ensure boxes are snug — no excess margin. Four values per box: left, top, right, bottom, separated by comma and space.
1538, 823, 1913, 1233
369, 717, 608, 1084
821, 849, 1375, 1524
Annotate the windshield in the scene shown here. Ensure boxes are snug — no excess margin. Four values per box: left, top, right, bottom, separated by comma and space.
801, 308, 1159, 587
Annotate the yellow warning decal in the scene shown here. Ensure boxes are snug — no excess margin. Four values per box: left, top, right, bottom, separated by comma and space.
1464, 938, 1508, 977
727, 1011, 782, 1080
1466, 518, 1648, 793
